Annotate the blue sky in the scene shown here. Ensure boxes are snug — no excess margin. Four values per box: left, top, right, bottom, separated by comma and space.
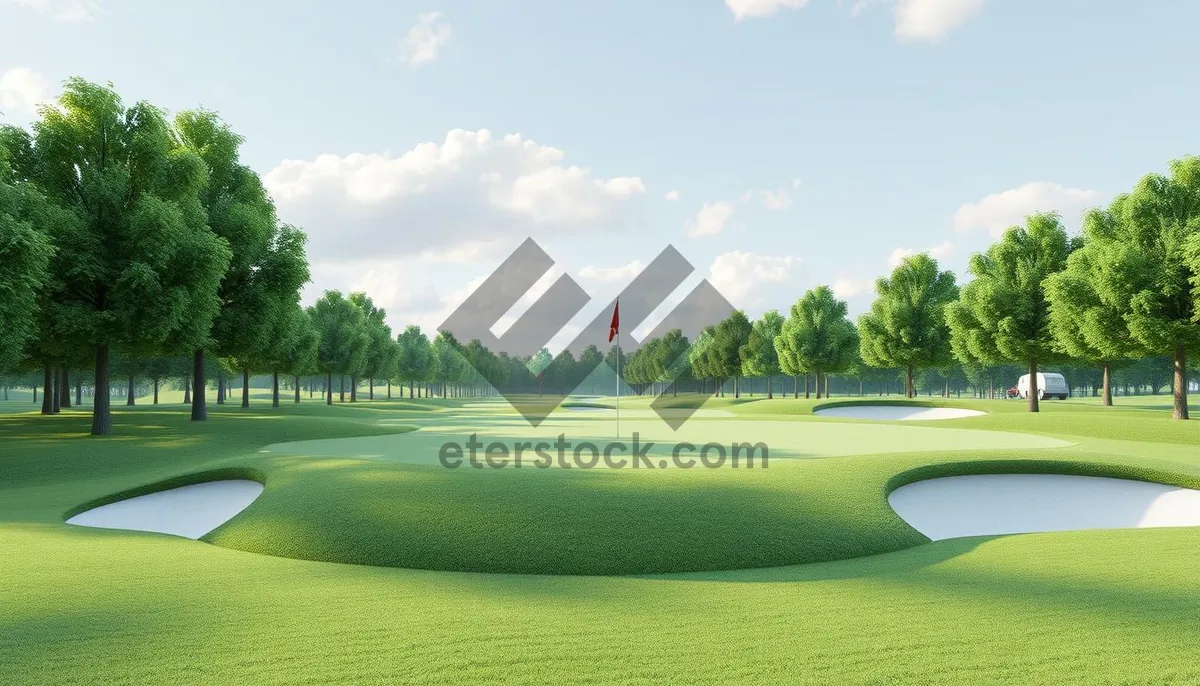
3, 0, 1198, 347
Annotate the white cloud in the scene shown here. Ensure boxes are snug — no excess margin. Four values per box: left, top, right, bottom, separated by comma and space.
418, 239, 507, 264
263, 128, 646, 261
399, 12, 452, 66
579, 260, 645, 283
894, 0, 984, 42
887, 240, 953, 267
760, 188, 792, 211
0, 67, 49, 115
831, 277, 876, 299
726, 0, 810, 22
664, 189, 681, 201
708, 251, 798, 302
687, 201, 735, 238
5, 0, 99, 20
954, 182, 1102, 237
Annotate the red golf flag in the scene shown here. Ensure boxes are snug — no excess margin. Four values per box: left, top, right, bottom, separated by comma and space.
608, 300, 620, 343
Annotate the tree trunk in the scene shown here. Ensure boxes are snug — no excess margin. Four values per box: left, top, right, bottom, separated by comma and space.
153, 378, 159, 405
127, 374, 136, 406
767, 375, 773, 399
351, 376, 358, 402
734, 376, 740, 399
91, 345, 112, 436
183, 374, 191, 404
33, 385, 37, 404
191, 349, 207, 421
1173, 345, 1189, 420
1027, 358, 1040, 413
804, 373, 810, 400
1101, 364, 1113, 407
340, 375, 345, 402
242, 367, 251, 408
217, 376, 225, 405
369, 378, 374, 401
792, 375, 798, 399
409, 380, 414, 399
387, 381, 391, 400
905, 366, 914, 399
824, 373, 830, 399
326, 372, 333, 405
41, 365, 53, 415
272, 371, 280, 408
75, 379, 82, 406
52, 367, 61, 413
60, 367, 71, 408
814, 370, 822, 400
294, 375, 301, 404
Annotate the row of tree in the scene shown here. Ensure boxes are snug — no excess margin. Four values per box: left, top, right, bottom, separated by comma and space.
617, 157, 1200, 420
3, 79, 1198, 431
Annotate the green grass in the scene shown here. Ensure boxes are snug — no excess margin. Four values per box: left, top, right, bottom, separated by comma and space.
2, 394, 1200, 683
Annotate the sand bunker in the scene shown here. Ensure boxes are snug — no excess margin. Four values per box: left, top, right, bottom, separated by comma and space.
66, 480, 264, 539
815, 405, 984, 421
889, 474, 1200, 540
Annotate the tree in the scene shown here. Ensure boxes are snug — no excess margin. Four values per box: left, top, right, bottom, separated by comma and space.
1044, 218, 1141, 407
308, 291, 369, 405
775, 288, 857, 400
394, 325, 431, 399
741, 311, 784, 399
348, 292, 394, 401
858, 253, 959, 398
527, 347, 553, 396
0, 134, 54, 373
704, 311, 752, 398
578, 344, 604, 395
430, 331, 463, 398
176, 109, 309, 420
947, 212, 1073, 412
22, 79, 231, 435
266, 303, 318, 407
1081, 156, 1200, 420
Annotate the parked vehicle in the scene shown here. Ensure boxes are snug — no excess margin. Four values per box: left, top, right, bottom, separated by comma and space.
1017, 372, 1070, 400
1006, 386, 1020, 399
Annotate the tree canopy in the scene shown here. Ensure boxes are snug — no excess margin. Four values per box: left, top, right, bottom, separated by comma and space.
858, 253, 958, 398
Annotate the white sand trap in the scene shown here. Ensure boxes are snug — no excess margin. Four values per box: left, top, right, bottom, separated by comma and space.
889, 474, 1200, 540
815, 405, 984, 421
66, 480, 264, 539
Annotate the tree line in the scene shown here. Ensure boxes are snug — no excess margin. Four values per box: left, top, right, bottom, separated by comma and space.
3, 80, 1199, 431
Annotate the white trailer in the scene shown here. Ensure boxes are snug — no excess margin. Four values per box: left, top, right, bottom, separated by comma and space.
1017, 372, 1070, 400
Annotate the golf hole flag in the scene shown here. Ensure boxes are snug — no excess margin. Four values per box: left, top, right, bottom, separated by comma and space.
608, 300, 620, 343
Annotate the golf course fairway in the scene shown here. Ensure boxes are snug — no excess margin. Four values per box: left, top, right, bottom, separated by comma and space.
3, 394, 1200, 684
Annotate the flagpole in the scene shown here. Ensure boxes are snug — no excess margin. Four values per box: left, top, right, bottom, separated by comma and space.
616, 336, 620, 440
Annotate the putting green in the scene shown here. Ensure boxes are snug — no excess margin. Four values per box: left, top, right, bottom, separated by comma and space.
265, 407, 1069, 467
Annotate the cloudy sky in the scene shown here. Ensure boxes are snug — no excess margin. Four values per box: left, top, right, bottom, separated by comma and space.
3, 0, 1198, 350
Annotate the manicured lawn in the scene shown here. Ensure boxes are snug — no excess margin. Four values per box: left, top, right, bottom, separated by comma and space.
2, 395, 1200, 684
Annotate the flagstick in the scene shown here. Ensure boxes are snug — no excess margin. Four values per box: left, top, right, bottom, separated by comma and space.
616, 337, 620, 440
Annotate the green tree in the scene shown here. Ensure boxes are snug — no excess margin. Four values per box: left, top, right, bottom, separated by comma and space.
0, 134, 53, 373
741, 310, 784, 398
1080, 157, 1200, 420
705, 311, 752, 398
395, 325, 431, 399
775, 287, 857, 400
22, 79, 231, 434
859, 253, 959, 398
266, 303, 318, 407
946, 212, 1073, 412
430, 331, 463, 398
1044, 218, 1141, 407
348, 292, 395, 401
177, 109, 309, 420
308, 291, 369, 405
